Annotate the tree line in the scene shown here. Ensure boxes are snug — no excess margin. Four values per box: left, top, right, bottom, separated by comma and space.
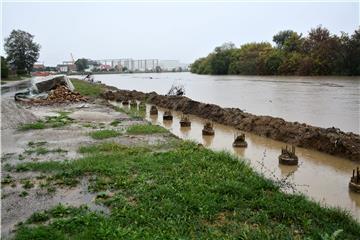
190, 26, 360, 76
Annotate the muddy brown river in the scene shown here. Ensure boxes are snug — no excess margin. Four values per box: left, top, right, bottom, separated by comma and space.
102, 71, 360, 221
86, 72, 360, 134
109, 103, 360, 221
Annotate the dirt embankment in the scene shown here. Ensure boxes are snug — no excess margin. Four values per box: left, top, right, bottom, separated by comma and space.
102, 89, 360, 161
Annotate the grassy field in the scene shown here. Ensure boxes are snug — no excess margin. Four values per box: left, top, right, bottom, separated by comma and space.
71, 79, 105, 97
12, 140, 360, 239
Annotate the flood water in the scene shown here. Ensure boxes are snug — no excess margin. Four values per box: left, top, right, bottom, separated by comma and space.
78, 72, 360, 220
111, 102, 360, 221
85, 72, 360, 134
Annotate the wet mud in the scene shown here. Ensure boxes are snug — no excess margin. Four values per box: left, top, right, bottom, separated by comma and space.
102, 89, 360, 161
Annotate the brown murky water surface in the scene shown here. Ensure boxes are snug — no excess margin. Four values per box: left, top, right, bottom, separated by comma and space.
85, 72, 360, 133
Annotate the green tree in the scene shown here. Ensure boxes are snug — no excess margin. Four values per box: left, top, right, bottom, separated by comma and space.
4, 30, 40, 74
1, 56, 9, 78
191, 26, 359, 76
228, 42, 272, 75
210, 42, 235, 74
273, 30, 296, 49
261, 49, 285, 75
304, 26, 342, 75
75, 58, 89, 72
343, 28, 360, 75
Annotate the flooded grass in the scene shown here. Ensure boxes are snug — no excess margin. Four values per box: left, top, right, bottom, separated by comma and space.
126, 124, 168, 135
11, 141, 360, 239
89, 129, 121, 139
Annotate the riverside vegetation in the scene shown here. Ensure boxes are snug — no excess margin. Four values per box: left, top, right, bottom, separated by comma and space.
191, 26, 360, 76
4, 80, 360, 239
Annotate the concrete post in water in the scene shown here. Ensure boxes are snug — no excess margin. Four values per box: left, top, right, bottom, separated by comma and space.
150, 106, 158, 115
163, 110, 173, 121
202, 121, 215, 136
278, 145, 299, 165
180, 115, 191, 127
232, 133, 248, 148
349, 167, 360, 193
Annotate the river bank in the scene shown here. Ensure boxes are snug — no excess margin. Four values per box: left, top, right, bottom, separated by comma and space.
2, 79, 360, 239
102, 89, 360, 161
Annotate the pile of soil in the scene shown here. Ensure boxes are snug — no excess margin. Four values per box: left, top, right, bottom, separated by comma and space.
102, 89, 360, 161
19, 85, 88, 106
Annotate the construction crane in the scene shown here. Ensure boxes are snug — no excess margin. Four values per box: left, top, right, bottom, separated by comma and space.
70, 53, 75, 64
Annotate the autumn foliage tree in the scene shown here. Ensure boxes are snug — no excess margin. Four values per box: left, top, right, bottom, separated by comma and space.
190, 26, 360, 76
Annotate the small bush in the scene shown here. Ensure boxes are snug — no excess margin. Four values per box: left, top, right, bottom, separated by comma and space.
27, 212, 49, 223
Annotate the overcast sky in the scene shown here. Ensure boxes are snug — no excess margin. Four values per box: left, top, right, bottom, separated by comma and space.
1, 1, 359, 66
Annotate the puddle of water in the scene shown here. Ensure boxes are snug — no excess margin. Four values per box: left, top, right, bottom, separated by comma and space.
110, 102, 360, 221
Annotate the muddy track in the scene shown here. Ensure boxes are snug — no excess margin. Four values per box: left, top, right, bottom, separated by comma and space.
102, 89, 360, 161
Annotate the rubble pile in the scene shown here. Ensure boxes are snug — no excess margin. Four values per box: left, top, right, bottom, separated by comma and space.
17, 85, 87, 106
15, 75, 88, 106
44, 85, 87, 104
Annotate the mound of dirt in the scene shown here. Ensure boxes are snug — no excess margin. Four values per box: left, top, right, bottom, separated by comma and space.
1, 100, 38, 130
102, 89, 360, 161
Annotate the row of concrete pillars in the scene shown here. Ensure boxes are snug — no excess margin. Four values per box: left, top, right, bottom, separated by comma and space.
125, 102, 360, 194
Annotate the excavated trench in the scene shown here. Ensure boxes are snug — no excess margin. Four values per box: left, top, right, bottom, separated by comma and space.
102, 89, 360, 162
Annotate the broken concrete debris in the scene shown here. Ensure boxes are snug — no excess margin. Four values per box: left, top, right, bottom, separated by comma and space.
14, 75, 87, 105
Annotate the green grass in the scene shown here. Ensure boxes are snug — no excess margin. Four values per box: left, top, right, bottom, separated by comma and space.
21, 179, 34, 189
89, 130, 121, 140
71, 79, 105, 97
126, 124, 168, 135
19, 112, 74, 131
110, 119, 121, 126
24, 146, 67, 156
78, 142, 150, 156
12, 141, 360, 239
19, 121, 46, 131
